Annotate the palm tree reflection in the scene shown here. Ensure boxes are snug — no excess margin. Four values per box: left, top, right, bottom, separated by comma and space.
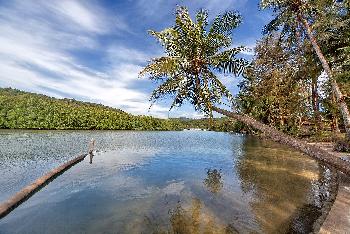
145, 198, 239, 234
204, 169, 223, 194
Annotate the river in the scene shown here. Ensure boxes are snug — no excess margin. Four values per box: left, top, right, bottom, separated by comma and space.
0, 130, 338, 233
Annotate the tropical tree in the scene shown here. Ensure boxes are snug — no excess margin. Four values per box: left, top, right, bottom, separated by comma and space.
238, 34, 310, 134
139, 6, 248, 118
260, 0, 350, 138
303, 0, 350, 133
140, 6, 350, 176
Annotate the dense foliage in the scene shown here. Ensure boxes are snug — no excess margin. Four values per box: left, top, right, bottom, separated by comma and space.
174, 117, 238, 132
260, 0, 350, 139
139, 6, 248, 117
0, 88, 181, 131
238, 35, 310, 135
0, 88, 237, 132
310, 0, 350, 110
234, 0, 350, 139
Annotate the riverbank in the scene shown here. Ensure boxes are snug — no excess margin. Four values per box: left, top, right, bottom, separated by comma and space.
320, 174, 350, 234
308, 142, 350, 233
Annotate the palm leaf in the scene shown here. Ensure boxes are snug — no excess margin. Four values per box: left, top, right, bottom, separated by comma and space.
140, 6, 249, 116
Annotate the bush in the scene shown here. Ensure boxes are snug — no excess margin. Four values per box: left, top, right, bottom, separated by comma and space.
334, 137, 350, 153
307, 131, 335, 142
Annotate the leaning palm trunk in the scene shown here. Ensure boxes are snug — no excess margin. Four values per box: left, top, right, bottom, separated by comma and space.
332, 93, 341, 133
300, 17, 350, 139
312, 76, 322, 130
213, 106, 350, 176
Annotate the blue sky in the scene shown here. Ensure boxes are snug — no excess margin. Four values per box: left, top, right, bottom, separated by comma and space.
0, 0, 272, 118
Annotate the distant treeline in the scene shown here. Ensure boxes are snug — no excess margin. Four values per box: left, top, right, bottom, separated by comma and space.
0, 88, 179, 130
174, 117, 240, 132
0, 88, 237, 132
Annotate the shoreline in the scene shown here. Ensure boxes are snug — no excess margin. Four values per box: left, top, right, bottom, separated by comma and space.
308, 142, 350, 233
320, 174, 350, 233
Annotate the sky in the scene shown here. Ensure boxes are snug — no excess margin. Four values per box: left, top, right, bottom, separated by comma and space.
0, 0, 273, 118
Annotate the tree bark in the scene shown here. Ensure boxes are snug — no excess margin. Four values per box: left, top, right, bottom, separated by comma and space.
300, 17, 350, 139
312, 75, 322, 130
331, 93, 341, 133
212, 106, 350, 176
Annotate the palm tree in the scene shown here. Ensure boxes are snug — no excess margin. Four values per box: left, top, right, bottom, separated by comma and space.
139, 6, 350, 176
260, 0, 350, 138
140, 7, 248, 118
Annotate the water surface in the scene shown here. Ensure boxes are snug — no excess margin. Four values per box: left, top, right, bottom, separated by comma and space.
0, 130, 337, 233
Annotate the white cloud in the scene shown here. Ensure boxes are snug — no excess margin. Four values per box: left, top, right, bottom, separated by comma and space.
0, 0, 172, 118
51, 1, 105, 33
231, 38, 258, 57
107, 45, 155, 65
240, 46, 255, 56
318, 71, 329, 99
42, 0, 129, 34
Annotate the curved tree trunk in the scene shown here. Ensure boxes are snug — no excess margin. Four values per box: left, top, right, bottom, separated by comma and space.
312, 75, 322, 130
300, 18, 350, 139
212, 106, 350, 176
332, 93, 341, 133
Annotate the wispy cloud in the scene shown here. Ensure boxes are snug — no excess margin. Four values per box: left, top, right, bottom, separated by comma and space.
46, 1, 109, 33
107, 45, 161, 65
202, 0, 249, 16
0, 0, 171, 117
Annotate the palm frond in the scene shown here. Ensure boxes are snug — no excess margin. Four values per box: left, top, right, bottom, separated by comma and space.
196, 9, 209, 32
209, 11, 242, 36
139, 57, 180, 80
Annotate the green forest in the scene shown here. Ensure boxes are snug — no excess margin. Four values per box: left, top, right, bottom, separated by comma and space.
0, 88, 236, 131
0, 88, 179, 131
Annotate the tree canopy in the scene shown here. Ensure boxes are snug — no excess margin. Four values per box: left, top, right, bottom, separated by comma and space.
0, 88, 180, 131
260, 0, 350, 138
139, 6, 248, 117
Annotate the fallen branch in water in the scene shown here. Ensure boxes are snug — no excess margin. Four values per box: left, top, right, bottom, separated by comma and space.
0, 140, 96, 219
0, 154, 87, 219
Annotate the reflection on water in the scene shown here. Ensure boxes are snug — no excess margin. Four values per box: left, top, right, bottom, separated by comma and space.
88, 138, 95, 164
0, 131, 338, 233
204, 169, 223, 194
236, 137, 338, 233
145, 198, 239, 234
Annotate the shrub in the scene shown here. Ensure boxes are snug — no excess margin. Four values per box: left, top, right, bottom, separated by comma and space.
334, 137, 350, 153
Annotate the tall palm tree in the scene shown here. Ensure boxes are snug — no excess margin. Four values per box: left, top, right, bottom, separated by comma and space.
140, 6, 248, 118
140, 6, 350, 176
260, 0, 350, 138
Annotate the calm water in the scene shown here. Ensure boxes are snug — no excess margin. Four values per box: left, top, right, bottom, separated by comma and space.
0, 130, 337, 233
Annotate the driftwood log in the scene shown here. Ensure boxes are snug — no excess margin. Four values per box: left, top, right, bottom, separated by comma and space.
0, 154, 87, 219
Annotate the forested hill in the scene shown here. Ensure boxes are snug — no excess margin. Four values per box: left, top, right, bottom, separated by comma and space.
0, 88, 181, 130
